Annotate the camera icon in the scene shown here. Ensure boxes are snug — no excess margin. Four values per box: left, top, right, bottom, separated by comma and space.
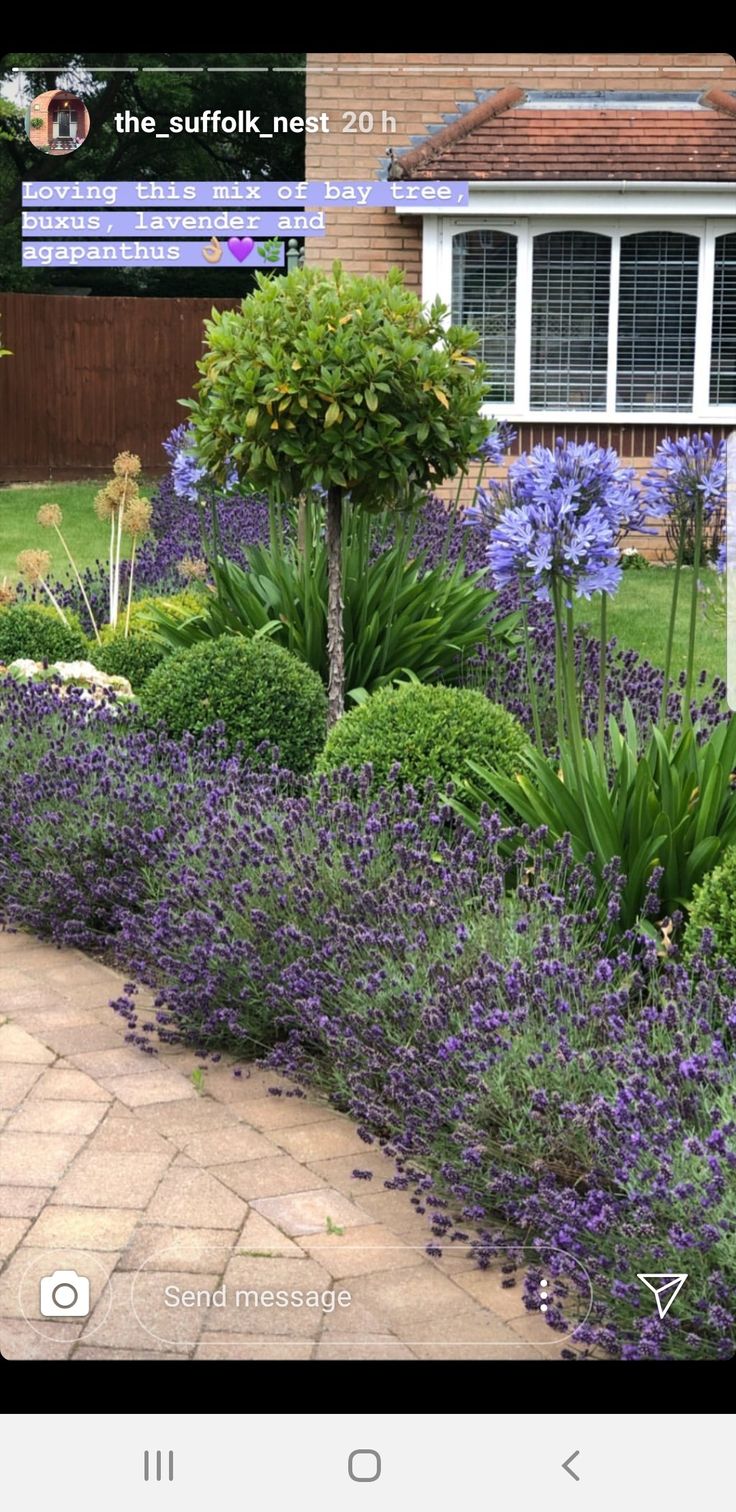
39, 1269, 91, 1319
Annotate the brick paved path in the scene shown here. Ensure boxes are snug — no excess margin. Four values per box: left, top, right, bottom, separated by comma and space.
0, 930, 562, 1360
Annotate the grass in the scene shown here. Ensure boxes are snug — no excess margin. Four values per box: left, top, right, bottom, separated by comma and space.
0, 479, 158, 586
574, 565, 726, 687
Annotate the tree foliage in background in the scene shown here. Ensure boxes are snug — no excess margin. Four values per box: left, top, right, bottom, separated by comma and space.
0, 52, 305, 295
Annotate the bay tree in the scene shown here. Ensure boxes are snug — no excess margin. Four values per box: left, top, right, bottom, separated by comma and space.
189, 261, 489, 724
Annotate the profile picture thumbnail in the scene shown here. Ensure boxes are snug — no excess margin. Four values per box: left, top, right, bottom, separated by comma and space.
27, 90, 90, 155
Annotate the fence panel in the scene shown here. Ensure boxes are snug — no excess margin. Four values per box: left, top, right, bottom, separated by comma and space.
0, 293, 241, 481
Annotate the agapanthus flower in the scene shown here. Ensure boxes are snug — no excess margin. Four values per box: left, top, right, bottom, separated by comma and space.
642, 432, 727, 521
486, 439, 640, 603
170, 425, 239, 503
474, 421, 518, 467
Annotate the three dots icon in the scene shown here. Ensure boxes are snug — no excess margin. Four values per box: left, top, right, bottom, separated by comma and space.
539, 1279, 549, 1313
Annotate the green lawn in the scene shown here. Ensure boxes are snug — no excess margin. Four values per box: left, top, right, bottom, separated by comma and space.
0, 479, 157, 587
574, 565, 726, 686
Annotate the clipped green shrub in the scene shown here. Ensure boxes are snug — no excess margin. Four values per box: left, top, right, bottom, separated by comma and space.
142, 635, 327, 771
317, 683, 528, 795
0, 603, 88, 665
684, 845, 736, 966
93, 632, 169, 691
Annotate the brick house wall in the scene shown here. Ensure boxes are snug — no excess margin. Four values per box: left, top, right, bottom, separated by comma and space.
305, 52, 736, 285
304, 54, 736, 550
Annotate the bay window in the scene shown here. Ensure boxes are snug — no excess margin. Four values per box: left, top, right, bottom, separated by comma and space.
439, 215, 736, 421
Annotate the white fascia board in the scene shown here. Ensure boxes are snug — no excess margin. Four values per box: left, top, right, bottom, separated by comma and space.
396, 182, 736, 217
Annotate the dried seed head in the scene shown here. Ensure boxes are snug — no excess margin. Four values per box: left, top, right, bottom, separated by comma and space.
123, 496, 152, 538
0, 577, 15, 606
94, 487, 117, 522
37, 503, 63, 529
177, 556, 208, 582
113, 451, 142, 479
16, 548, 52, 584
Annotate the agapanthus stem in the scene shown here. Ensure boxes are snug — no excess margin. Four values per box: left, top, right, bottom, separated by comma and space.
684, 496, 705, 722
521, 602, 543, 751
564, 597, 585, 785
124, 538, 137, 639
55, 525, 100, 643
38, 578, 69, 627
660, 523, 686, 727
441, 466, 468, 564
597, 592, 608, 764
551, 581, 567, 756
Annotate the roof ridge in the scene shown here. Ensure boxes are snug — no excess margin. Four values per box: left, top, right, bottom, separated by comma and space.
390, 85, 526, 178
699, 87, 736, 118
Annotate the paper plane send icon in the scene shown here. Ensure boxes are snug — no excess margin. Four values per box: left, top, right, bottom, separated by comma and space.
637, 1273, 688, 1319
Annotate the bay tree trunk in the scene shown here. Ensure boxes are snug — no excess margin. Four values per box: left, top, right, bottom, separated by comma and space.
325, 484, 345, 727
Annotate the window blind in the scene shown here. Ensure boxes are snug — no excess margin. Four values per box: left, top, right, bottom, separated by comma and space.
710, 232, 736, 406
616, 231, 699, 411
530, 231, 611, 410
451, 230, 517, 403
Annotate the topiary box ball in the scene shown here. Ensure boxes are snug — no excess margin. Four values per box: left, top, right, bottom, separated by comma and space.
141, 634, 327, 773
316, 682, 528, 794
0, 603, 88, 666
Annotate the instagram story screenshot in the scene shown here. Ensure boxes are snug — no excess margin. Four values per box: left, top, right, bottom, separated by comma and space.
0, 46, 735, 1401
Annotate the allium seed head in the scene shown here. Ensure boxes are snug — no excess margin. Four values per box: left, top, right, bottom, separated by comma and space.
123, 496, 152, 538
0, 577, 15, 606
113, 451, 142, 479
177, 556, 208, 582
16, 548, 52, 584
37, 503, 62, 529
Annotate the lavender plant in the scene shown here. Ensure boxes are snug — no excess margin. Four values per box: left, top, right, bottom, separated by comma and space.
0, 684, 732, 1360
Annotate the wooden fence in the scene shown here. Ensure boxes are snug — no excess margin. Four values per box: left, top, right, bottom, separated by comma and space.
0, 293, 241, 482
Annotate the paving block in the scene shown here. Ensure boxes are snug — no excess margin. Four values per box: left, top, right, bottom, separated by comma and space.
100, 1072, 196, 1108
250, 1187, 371, 1238
80, 1269, 217, 1353
119, 1224, 240, 1274
275, 1118, 371, 1162
212, 1157, 328, 1203
8, 1100, 107, 1137
0, 1063, 45, 1110
0, 1185, 52, 1218
51, 1150, 173, 1209
31, 1067, 112, 1103
0, 1024, 56, 1065
194, 1335, 314, 1360
0, 1131, 87, 1187
25, 1205, 140, 1251
234, 1211, 305, 1260
143, 1168, 247, 1230
0, 1316, 83, 1360
180, 1125, 278, 1167
297, 1223, 420, 1278
0, 1216, 31, 1260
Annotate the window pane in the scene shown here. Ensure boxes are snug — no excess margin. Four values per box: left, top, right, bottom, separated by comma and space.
616, 231, 699, 411
530, 231, 611, 410
710, 232, 736, 406
451, 230, 516, 403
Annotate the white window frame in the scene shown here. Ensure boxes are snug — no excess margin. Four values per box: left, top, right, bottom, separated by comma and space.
422, 213, 736, 424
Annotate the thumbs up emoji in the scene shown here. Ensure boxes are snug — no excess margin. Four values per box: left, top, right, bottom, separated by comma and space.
202, 237, 223, 265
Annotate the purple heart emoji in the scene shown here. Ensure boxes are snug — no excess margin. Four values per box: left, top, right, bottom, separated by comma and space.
228, 237, 255, 264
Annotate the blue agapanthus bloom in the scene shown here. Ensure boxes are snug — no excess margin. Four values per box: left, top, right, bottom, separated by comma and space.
484, 439, 641, 603
473, 421, 518, 467
166, 424, 239, 503
642, 432, 727, 520
716, 541, 727, 574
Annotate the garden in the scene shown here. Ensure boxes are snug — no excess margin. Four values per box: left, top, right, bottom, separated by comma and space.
0, 263, 734, 1362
